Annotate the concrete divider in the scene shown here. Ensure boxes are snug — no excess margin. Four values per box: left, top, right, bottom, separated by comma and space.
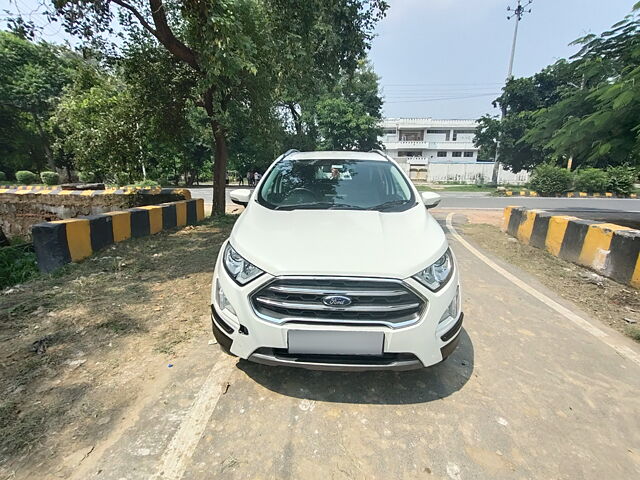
0, 185, 191, 198
503, 206, 640, 288
504, 190, 637, 199
32, 198, 205, 272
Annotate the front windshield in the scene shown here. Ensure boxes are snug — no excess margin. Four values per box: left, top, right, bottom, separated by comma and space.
257, 158, 415, 211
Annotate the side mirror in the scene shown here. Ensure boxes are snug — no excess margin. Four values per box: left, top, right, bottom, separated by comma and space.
230, 189, 252, 206
421, 191, 441, 209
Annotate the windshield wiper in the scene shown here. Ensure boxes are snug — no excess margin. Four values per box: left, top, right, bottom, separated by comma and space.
367, 199, 413, 211
274, 202, 364, 211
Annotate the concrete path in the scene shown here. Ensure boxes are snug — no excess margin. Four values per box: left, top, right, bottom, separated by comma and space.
75, 215, 640, 480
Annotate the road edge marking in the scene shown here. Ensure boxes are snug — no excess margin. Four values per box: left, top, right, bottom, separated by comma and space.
446, 213, 640, 368
153, 357, 235, 480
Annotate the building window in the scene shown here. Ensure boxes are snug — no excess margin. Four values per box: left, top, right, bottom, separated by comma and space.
398, 150, 422, 157
427, 129, 450, 141
399, 130, 424, 141
464, 151, 474, 158
437, 151, 447, 157
452, 129, 476, 141
383, 128, 396, 135
452, 152, 462, 157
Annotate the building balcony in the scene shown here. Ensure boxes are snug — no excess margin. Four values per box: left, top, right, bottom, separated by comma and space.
382, 140, 476, 150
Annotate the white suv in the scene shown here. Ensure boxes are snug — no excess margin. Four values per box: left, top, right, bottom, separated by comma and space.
210, 150, 462, 371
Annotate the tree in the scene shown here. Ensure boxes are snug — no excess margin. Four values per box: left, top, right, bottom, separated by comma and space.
525, 6, 640, 168
475, 60, 583, 172
0, 31, 77, 172
51, 70, 147, 182
477, 4, 640, 172
316, 62, 383, 151
44, 0, 387, 215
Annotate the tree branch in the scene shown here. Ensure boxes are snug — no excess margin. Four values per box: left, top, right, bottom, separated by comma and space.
148, 0, 199, 70
110, 0, 157, 36
109, 0, 199, 71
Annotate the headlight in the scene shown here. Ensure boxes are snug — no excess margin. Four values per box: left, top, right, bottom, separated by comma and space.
223, 243, 264, 285
413, 249, 453, 291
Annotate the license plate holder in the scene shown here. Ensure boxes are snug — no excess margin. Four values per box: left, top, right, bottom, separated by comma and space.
287, 330, 384, 356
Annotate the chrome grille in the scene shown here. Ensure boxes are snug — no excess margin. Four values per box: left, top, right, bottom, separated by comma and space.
251, 277, 426, 328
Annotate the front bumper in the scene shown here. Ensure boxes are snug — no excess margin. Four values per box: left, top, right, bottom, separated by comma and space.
211, 245, 463, 371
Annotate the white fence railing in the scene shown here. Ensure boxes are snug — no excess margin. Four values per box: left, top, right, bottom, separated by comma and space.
398, 161, 530, 185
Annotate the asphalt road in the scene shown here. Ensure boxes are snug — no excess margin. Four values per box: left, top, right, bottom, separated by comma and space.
72, 215, 640, 480
189, 186, 640, 228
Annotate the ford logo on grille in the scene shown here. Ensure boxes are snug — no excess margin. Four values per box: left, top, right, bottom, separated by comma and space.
322, 295, 352, 307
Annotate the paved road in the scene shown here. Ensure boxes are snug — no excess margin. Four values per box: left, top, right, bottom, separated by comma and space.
189, 186, 640, 228
73, 215, 640, 480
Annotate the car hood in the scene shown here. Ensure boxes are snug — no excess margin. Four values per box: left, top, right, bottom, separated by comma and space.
229, 203, 448, 279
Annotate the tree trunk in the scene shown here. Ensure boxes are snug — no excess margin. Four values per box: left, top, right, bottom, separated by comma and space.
212, 122, 229, 216
203, 89, 228, 216
32, 112, 54, 170
288, 103, 303, 136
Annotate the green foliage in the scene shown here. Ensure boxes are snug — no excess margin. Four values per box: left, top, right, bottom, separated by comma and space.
475, 115, 500, 161
9, 1, 388, 211
606, 165, 637, 194
15, 170, 37, 184
0, 172, 5, 181
529, 164, 573, 196
574, 168, 608, 193
40, 171, 59, 185
0, 31, 78, 173
0, 246, 38, 289
77, 171, 95, 183
129, 179, 160, 188
315, 62, 383, 151
478, 5, 640, 172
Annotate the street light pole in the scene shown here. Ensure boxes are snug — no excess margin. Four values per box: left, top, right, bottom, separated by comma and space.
491, 0, 533, 184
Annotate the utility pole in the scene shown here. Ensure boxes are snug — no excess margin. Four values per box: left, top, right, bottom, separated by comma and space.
491, 0, 533, 184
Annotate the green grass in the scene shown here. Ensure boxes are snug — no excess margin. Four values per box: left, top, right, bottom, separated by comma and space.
626, 325, 640, 342
0, 244, 39, 289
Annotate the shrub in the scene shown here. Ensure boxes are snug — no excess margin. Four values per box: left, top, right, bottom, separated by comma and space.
157, 175, 173, 187
574, 168, 608, 193
132, 179, 160, 188
0, 246, 38, 289
606, 166, 636, 195
113, 172, 130, 187
0, 172, 5, 181
78, 171, 96, 183
15, 171, 38, 184
40, 171, 59, 186
528, 164, 573, 196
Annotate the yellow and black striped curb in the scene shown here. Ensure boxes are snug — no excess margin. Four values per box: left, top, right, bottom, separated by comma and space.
32, 198, 205, 273
0, 186, 191, 199
503, 190, 637, 198
503, 206, 640, 288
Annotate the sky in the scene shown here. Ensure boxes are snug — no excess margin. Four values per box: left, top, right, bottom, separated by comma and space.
371, 0, 636, 119
1, 0, 637, 120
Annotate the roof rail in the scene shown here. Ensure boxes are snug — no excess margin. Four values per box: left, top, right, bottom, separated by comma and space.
369, 149, 392, 161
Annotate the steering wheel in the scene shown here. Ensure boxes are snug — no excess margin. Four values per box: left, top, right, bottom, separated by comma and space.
284, 187, 318, 203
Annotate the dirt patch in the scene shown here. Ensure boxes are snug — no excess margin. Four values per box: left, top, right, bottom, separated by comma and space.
0, 215, 235, 479
459, 223, 640, 342
435, 208, 503, 227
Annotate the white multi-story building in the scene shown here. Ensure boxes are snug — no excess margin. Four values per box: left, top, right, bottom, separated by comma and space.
378, 117, 530, 185
379, 117, 480, 167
